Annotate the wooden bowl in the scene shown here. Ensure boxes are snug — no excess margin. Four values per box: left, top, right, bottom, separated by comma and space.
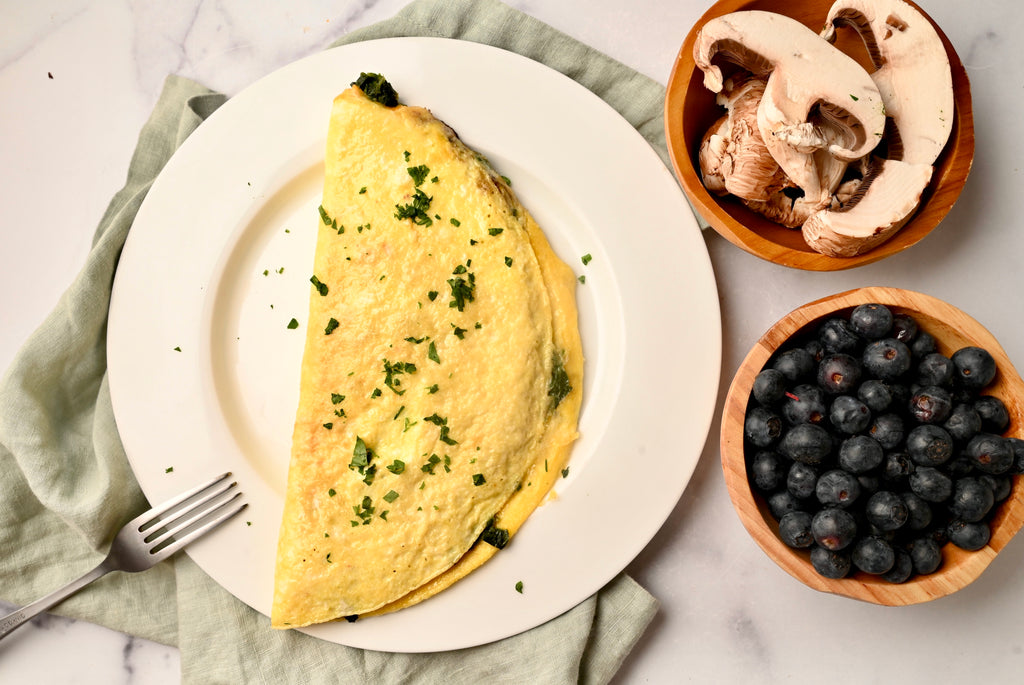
664, 0, 975, 271
721, 287, 1024, 605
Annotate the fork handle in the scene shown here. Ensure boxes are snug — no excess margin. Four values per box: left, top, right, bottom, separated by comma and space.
0, 562, 110, 642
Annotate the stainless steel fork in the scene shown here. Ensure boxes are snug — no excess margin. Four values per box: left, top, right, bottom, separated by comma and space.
0, 471, 246, 641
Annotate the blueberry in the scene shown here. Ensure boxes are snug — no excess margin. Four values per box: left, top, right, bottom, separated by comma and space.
810, 545, 852, 579
946, 456, 975, 479
901, 492, 933, 531
947, 519, 991, 551
744, 406, 782, 447
949, 477, 995, 523
818, 353, 862, 394
943, 403, 982, 443
815, 469, 862, 508
778, 511, 815, 548
768, 490, 804, 519
909, 466, 953, 503
917, 353, 955, 387
974, 395, 1010, 433
749, 451, 785, 491
979, 474, 1012, 502
857, 473, 881, 498
882, 451, 914, 484
865, 490, 909, 531
908, 385, 953, 424
1010, 437, 1024, 475
779, 423, 832, 465
858, 379, 892, 412
811, 508, 858, 551
850, 303, 894, 339
838, 435, 884, 473
830, 395, 872, 434
951, 347, 997, 390
882, 547, 914, 584
906, 424, 954, 466
782, 384, 828, 426
910, 332, 938, 358
787, 461, 819, 499
805, 340, 826, 363
751, 368, 787, 406
818, 317, 860, 354
965, 433, 1015, 474
852, 536, 895, 575
909, 536, 942, 574
869, 413, 904, 450
886, 381, 912, 409
863, 338, 912, 380
772, 347, 816, 383
891, 313, 919, 344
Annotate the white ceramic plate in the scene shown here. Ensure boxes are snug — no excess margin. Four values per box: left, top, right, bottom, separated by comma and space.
107, 37, 720, 652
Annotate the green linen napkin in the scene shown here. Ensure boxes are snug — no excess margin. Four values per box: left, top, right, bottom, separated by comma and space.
0, 0, 673, 682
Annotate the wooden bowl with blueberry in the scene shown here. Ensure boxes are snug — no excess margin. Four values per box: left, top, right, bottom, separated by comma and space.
664, 0, 975, 270
721, 287, 1024, 605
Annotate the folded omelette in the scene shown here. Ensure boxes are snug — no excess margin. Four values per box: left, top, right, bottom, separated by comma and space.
271, 74, 583, 628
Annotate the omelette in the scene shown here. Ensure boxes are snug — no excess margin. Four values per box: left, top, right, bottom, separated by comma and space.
271, 74, 583, 628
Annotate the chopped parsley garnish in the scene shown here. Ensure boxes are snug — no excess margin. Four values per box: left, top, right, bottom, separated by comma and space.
480, 521, 510, 549
394, 188, 434, 226
173, 346, 181, 352
383, 359, 417, 395
451, 325, 467, 339
578, 275, 586, 284
428, 290, 439, 301
850, 94, 859, 101
407, 164, 430, 187
427, 341, 441, 364
393, 405, 406, 420
426, 384, 439, 394
331, 393, 345, 405
353, 495, 375, 525
287, 318, 299, 329
403, 150, 411, 162
501, 175, 512, 186
325, 317, 340, 335
421, 454, 443, 475
165, 466, 174, 473
404, 335, 427, 344
353, 72, 398, 107
472, 474, 486, 486
505, 257, 513, 268
423, 413, 458, 445
581, 253, 593, 265
326, 553, 332, 563
310, 275, 328, 296
548, 351, 572, 410
371, 388, 382, 398
447, 264, 476, 311
328, 488, 336, 497
386, 459, 406, 474
350, 436, 372, 476
383, 489, 400, 503
561, 467, 570, 478
450, 218, 461, 227
487, 227, 504, 236
515, 581, 524, 593
323, 422, 333, 430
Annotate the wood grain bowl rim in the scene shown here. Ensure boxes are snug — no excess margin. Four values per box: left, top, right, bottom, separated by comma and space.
720, 287, 1024, 605
664, 0, 976, 271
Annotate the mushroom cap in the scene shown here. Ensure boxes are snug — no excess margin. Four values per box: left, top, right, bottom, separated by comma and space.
802, 158, 933, 256
822, 0, 954, 165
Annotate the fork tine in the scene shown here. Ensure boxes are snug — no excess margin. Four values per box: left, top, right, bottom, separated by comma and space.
129, 472, 233, 531
145, 486, 241, 548
147, 494, 248, 563
140, 477, 236, 539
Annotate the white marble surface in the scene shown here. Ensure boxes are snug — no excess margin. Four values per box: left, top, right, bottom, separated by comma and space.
2, 0, 1023, 682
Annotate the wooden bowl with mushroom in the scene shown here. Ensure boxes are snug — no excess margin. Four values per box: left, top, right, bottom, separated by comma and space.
665, 0, 975, 271
721, 287, 1024, 605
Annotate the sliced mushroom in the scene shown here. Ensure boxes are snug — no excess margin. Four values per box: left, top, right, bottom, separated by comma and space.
693, 10, 887, 208
698, 76, 788, 201
801, 158, 933, 256
822, 0, 954, 165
